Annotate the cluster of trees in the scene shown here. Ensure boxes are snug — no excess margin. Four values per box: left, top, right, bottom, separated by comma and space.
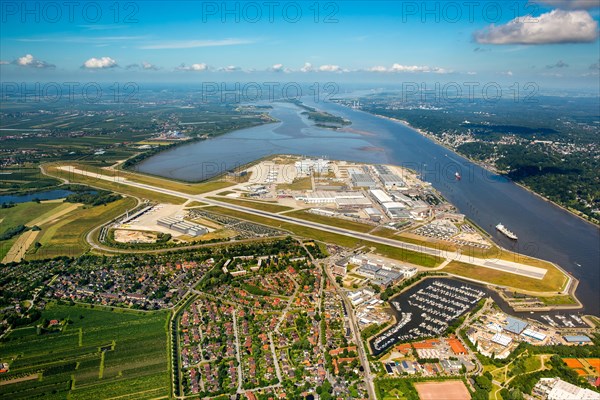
0, 224, 28, 241
470, 372, 493, 400
64, 185, 121, 206
239, 283, 270, 297
363, 97, 600, 223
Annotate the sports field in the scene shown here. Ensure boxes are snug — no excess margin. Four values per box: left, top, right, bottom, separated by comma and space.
414, 381, 471, 400
0, 303, 170, 400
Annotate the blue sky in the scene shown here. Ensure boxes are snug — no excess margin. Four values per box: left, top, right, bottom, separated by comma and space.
1, 0, 599, 89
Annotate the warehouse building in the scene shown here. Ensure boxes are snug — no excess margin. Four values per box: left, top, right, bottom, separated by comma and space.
351, 173, 377, 188
503, 316, 528, 335
294, 158, 330, 175
379, 174, 406, 189
534, 378, 600, 400
157, 217, 208, 237
563, 335, 592, 345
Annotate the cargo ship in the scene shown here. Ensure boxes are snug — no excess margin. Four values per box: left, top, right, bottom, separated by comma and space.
496, 223, 518, 240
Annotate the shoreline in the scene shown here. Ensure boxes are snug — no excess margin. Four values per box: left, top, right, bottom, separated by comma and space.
373, 113, 599, 228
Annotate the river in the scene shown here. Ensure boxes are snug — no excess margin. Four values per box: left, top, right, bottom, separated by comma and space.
135, 100, 600, 315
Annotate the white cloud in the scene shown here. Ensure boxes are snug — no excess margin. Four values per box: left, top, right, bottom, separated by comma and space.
219, 65, 241, 72
368, 66, 388, 72
191, 63, 208, 71
300, 62, 313, 72
502, 70, 514, 76
82, 56, 118, 69
532, 0, 600, 10
474, 10, 599, 44
0, 60, 10, 65
270, 63, 285, 72
140, 38, 252, 50
177, 63, 209, 71
142, 61, 159, 70
13, 54, 54, 68
376, 63, 452, 74
318, 64, 342, 72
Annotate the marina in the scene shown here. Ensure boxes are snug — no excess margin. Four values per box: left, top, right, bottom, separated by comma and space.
370, 278, 485, 356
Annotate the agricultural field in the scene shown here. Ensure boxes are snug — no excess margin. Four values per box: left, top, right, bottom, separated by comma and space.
0, 201, 68, 260
0, 303, 170, 400
27, 197, 137, 259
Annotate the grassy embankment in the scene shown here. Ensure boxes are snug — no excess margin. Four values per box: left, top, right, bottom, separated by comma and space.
204, 206, 442, 268
208, 196, 293, 213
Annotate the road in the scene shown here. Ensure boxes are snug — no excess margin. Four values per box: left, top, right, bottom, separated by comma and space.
232, 309, 244, 393
323, 257, 377, 400
60, 166, 556, 286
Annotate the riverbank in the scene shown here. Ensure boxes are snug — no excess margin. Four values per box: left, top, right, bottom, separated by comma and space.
372, 113, 599, 228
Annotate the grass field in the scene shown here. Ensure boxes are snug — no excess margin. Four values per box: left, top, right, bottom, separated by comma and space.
539, 295, 577, 305
209, 196, 293, 213
1, 230, 40, 263
184, 201, 207, 208
0, 202, 64, 234
0, 166, 61, 195
205, 206, 442, 268
27, 197, 137, 259
276, 177, 312, 191
0, 202, 66, 260
444, 260, 567, 293
45, 164, 187, 205
284, 210, 375, 233
66, 162, 235, 195
0, 303, 170, 400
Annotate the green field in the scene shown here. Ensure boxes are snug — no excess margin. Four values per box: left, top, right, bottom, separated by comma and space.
539, 295, 577, 305
276, 177, 313, 191
0, 303, 170, 400
0, 202, 64, 235
0, 166, 61, 195
284, 210, 375, 233
205, 206, 442, 268
444, 261, 567, 293
27, 197, 137, 259
46, 164, 187, 205
0, 202, 66, 260
208, 196, 293, 213
61, 162, 235, 196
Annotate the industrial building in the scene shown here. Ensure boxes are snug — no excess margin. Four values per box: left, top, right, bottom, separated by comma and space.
379, 174, 406, 189
534, 378, 600, 400
503, 316, 528, 335
370, 189, 393, 204
563, 335, 592, 344
295, 191, 368, 206
157, 217, 208, 237
491, 333, 513, 347
294, 158, 330, 175
351, 173, 377, 188
521, 329, 547, 341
